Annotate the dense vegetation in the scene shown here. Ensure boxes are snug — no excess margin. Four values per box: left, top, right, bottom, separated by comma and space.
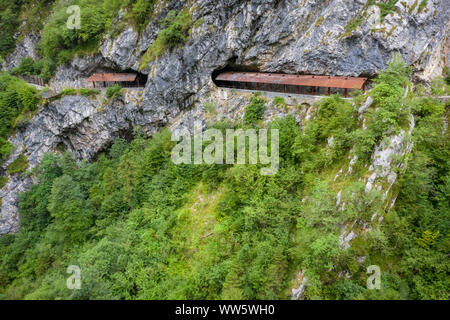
1, 0, 159, 82
0, 73, 40, 161
38, 0, 154, 65
0, 0, 23, 58
0, 0, 55, 58
0, 60, 448, 299
3, 0, 198, 82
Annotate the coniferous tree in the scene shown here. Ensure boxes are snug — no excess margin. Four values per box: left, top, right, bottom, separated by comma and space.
221, 260, 245, 300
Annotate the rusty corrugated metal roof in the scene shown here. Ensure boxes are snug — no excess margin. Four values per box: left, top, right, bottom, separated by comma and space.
215, 72, 367, 89
87, 73, 137, 82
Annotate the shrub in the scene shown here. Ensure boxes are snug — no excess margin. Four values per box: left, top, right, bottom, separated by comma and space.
159, 13, 188, 47
353, 129, 376, 162
316, 94, 356, 140
17, 86, 39, 111
273, 96, 286, 106
353, 54, 412, 163
0, 176, 7, 189
140, 9, 193, 68
430, 78, 449, 96
13, 113, 31, 129
79, 88, 100, 97
0, 138, 14, 160
11, 58, 38, 76
244, 94, 266, 125
35, 0, 159, 77
443, 66, 450, 85
418, 0, 428, 12
34, 58, 56, 83
0, 73, 40, 148
130, 0, 155, 31
38, 0, 123, 76
60, 88, 77, 97
40, 1, 106, 58
106, 84, 123, 99
56, 51, 73, 65
11, 57, 55, 84
7, 152, 29, 175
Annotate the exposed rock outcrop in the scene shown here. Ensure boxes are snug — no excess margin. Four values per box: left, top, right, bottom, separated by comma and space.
1, 33, 40, 70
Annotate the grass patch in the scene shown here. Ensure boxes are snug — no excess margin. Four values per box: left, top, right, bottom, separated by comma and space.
7, 152, 28, 175
176, 183, 220, 250
315, 16, 325, 27
344, 17, 363, 36
140, 9, 193, 69
418, 0, 427, 12
192, 17, 205, 29
408, 0, 418, 13
273, 96, 286, 106
376, 0, 399, 21
79, 88, 100, 97
204, 102, 216, 114
55, 88, 101, 100
166, 183, 222, 280
106, 84, 123, 100
0, 176, 8, 189
13, 111, 34, 129
387, 25, 398, 37
60, 88, 78, 97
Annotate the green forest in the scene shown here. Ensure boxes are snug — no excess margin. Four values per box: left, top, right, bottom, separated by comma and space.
0, 57, 448, 299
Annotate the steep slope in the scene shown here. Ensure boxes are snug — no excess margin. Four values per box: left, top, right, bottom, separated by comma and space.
0, 0, 448, 300
1, 0, 448, 235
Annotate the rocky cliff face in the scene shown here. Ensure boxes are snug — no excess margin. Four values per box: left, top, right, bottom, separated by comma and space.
1, 0, 448, 234
1, 33, 40, 70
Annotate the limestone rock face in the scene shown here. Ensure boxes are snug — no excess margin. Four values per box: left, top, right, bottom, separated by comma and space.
100, 27, 139, 71
139, 0, 448, 126
0, 175, 33, 235
1, 34, 40, 70
48, 55, 117, 91
0, 0, 449, 234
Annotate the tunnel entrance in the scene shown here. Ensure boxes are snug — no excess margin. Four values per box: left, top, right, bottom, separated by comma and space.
212, 60, 261, 86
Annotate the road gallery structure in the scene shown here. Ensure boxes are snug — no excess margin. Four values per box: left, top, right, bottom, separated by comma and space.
87, 73, 147, 88
214, 72, 367, 97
